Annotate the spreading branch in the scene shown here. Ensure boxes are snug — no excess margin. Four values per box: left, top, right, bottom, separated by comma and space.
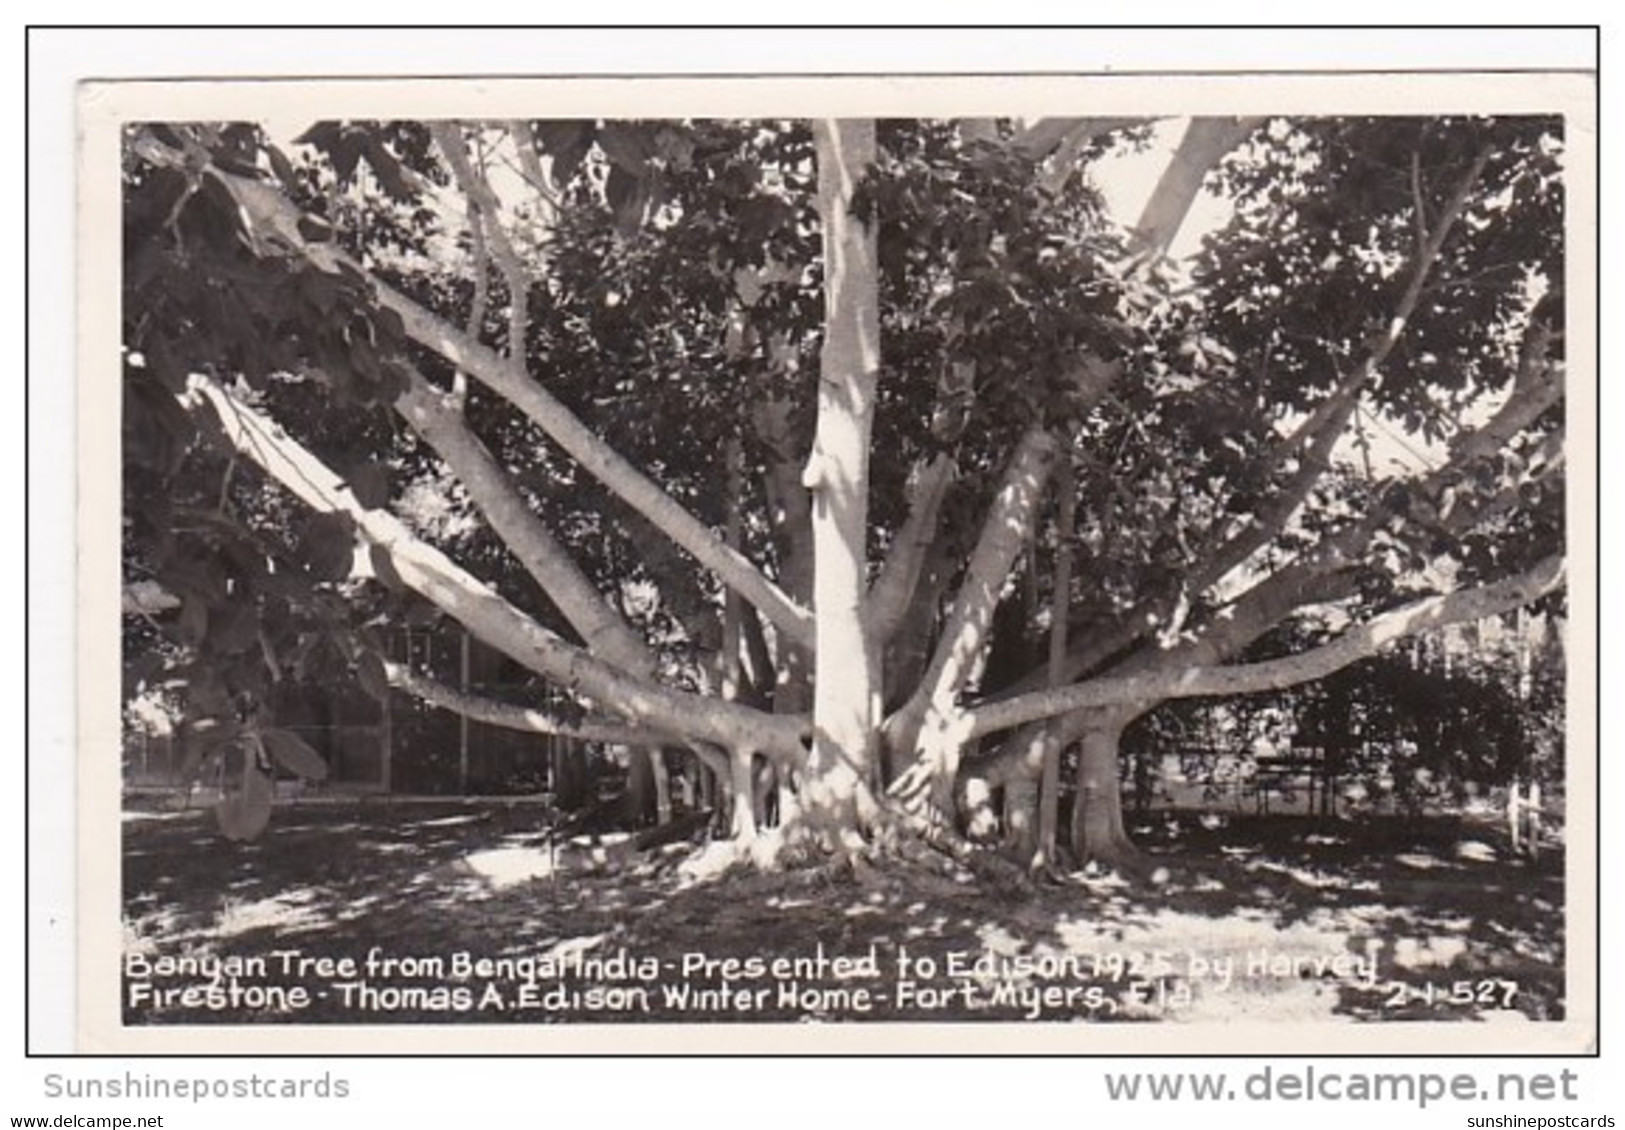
182, 373, 807, 761
429, 122, 531, 358
130, 130, 817, 651
890, 427, 1057, 738
385, 662, 663, 747
1131, 117, 1266, 261
396, 367, 659, 679
971, 341, 1561, 787
992, 144, 1509, 709
867, 454, 955, 642
966, 554, 1563, 739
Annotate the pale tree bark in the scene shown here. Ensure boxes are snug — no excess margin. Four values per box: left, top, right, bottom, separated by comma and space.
860, 115, 1136, 694
962, 539, 1557, 864
964, 116, 1142, 159
978, 349, 1372, 732
885, 426, 1057, 820
1186, 144, 1490, 582
858, 118, 1142, 767
1010, 117, 1149, 193
1130, 117, 1266, 261
181, 374, 807, 762
430, 122, 531, 358
384, 662, 662, 747
758, 410, 817, 829
939, 118, 1270, 808
797, 119, 883, 847
137, 121, 1564, 871
447, 165, 488, 410
1069, 710, 1139, 867
739, 605, 777, 707
985, 557, 1364, 789
153, 125, 811, 828
965, 554, 1564, 739
396, 369, 655, 678
381, 278, 818, 645
1012, 117, 1145, 161
967, 485, 1560, 827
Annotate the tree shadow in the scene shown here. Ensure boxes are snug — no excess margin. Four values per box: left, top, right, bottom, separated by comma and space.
122, 804, 1564, 1025
1015, 813, 1565, 1023
122, 801, 692, 1023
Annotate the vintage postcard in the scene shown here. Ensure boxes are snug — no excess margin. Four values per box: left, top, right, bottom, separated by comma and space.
79, 69, 1596, 1053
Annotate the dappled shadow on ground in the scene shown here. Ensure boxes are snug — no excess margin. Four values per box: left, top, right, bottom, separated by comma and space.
121, 803, 1564, 1026
1100, 814, 1565, 1024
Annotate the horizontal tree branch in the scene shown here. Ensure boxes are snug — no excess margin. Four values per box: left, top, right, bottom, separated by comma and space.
965, 554, 1563, 739
966, 564, 1362, 788
385, 662, 663, 746
982, 340, 1562, 776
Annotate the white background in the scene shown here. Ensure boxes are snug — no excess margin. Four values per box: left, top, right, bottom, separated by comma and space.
20, 19, 1615, 1126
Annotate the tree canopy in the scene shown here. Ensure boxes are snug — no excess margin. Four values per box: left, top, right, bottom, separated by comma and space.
121, 112, 1567, 869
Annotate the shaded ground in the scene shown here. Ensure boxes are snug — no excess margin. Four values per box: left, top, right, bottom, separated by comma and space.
121, 801, 1564, 1026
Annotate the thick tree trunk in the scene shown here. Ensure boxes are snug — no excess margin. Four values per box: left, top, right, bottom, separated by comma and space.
1069, 712, 1140, 869
798, 119, 883, 848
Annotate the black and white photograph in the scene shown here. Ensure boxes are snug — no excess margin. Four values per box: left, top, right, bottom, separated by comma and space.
85, 70, 1595, 1054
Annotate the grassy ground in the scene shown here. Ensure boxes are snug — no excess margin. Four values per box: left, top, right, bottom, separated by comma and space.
121, 801, 1565, 1026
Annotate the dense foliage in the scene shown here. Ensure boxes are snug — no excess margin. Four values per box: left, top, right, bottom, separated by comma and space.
121, 114, 1567, 864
